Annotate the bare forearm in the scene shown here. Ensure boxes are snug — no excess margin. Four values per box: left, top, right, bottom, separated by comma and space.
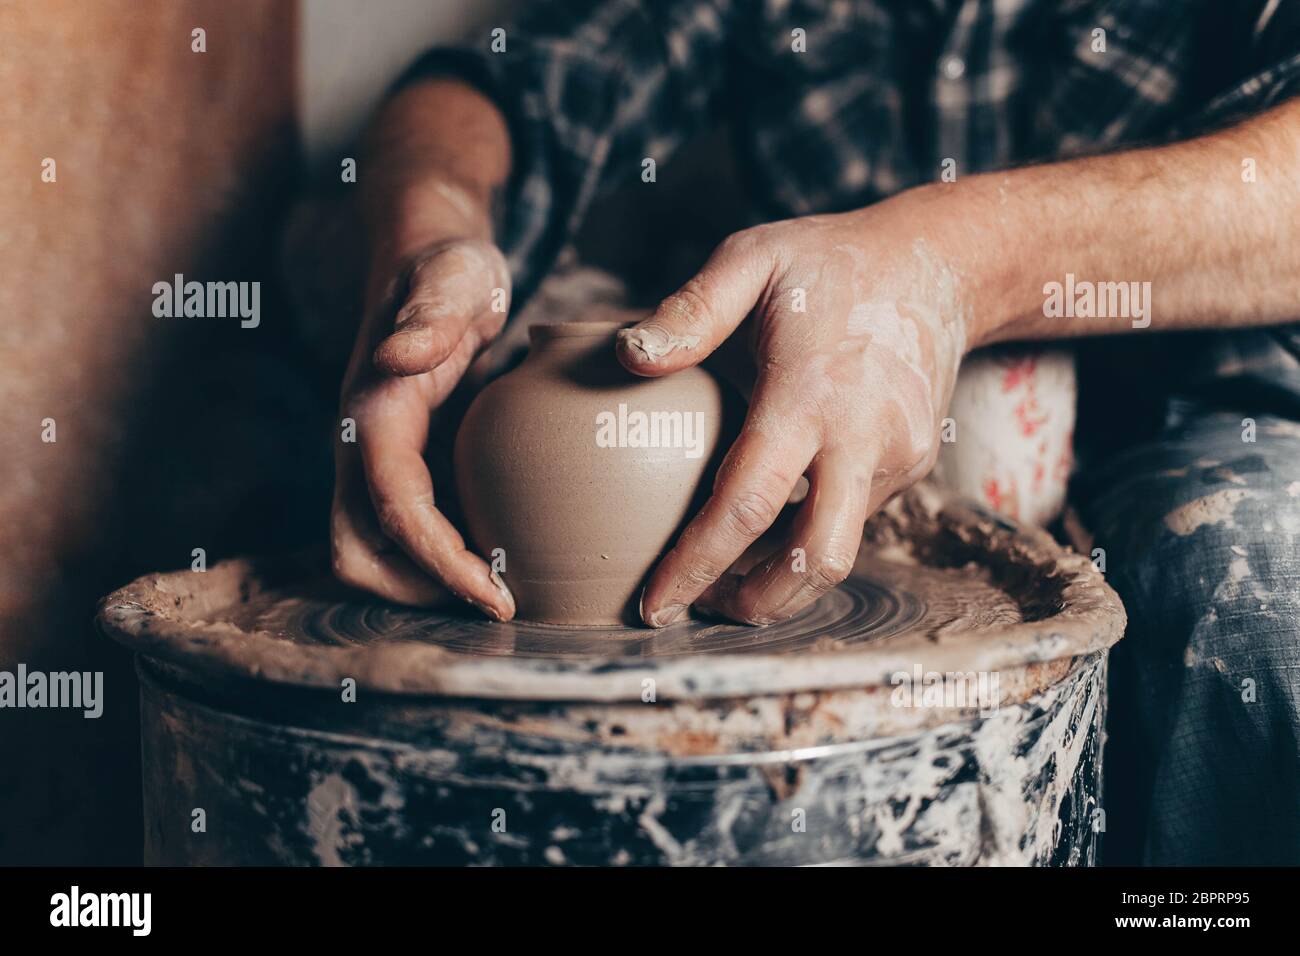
922, 99, 1300, 346
359, 78, 511, 265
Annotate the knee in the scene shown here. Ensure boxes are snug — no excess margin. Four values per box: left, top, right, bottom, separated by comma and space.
1094, 461, 1300, 670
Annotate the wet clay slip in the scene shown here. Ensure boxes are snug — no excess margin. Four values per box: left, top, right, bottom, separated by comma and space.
454, 321, 726, 625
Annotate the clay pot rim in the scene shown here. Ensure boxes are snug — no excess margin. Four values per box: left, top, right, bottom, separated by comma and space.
528, 320, 625, 345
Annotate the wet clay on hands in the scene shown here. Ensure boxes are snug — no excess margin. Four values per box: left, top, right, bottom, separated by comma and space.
616, 195, 973, 628
332, 236, 517, 619
454, 321, 727, 625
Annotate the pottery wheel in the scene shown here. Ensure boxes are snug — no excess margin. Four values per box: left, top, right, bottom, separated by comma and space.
224, 570, 926, 659
99, 482, 1126, 702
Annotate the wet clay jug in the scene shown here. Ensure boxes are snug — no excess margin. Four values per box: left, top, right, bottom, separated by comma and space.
454, 321, 727, 625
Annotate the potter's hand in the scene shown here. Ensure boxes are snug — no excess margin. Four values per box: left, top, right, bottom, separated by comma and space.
618, 200, 970, 626
332, 238, 516, 620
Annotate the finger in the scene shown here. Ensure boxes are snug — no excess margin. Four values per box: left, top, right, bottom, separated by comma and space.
355, 395, 515, 621
331, 480, 449, 606
330, 430, 449, 605
696, 451, 873, 625
373, 243, 508, 377
617, 229, 773, 377
639, 380, 818, 627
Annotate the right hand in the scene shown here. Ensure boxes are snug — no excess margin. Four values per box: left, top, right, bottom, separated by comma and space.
331, 236, 516, 620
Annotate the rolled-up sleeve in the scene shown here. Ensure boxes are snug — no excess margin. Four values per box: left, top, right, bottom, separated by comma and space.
392, 0, 734, 312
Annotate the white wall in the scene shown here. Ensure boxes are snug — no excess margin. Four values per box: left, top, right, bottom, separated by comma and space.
300, 0, 521, 163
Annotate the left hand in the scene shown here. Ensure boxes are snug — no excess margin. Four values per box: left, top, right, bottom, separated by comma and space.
617, 192, 973, 626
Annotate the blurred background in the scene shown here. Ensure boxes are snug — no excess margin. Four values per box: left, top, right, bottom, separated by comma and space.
0, 0, 524, 866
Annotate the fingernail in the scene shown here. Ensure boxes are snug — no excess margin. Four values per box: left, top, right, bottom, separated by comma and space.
646, 603, 688, 628
476, 602, 505, 622
489, 569, 515, 618
617, 327, 666, 363
617, 326, 698, 363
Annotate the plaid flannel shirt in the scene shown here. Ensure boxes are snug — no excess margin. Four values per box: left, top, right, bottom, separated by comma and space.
398, 0, 1300, 313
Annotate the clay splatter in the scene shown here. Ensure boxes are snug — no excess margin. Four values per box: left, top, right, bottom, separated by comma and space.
1163, 489, 1257, 536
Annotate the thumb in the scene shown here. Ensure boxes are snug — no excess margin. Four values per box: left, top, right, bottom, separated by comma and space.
616, 230, 773, 377
373, 241, 509, 377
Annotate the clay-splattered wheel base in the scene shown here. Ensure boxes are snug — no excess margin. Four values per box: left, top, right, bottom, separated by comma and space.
99, 484, 1127, 866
